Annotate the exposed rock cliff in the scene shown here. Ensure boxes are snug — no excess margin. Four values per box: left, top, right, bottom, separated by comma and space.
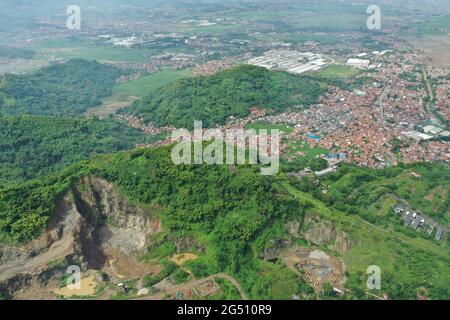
287, 214, 353, 256
0, 176, 161, 298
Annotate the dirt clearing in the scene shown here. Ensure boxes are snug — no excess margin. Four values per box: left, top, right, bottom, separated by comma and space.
84, 94, 140, 119
171, 253, 198, 266
283, 248, 346, 291
52, 276, 97, 298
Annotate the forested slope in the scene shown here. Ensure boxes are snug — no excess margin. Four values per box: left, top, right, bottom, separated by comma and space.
0, 145, 448, 299
0, 59, 121, 116
0, 115, 158, 183
123, 65, 336, 129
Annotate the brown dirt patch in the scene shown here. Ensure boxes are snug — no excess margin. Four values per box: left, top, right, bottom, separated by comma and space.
52, 276, 97, 298
102, 247, 161, 279
171, 253, 198, 266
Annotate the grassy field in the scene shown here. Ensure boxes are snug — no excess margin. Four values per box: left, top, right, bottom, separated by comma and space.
369, 194, 398, 219
316, 64, 361, 79
285, 182, 448, 259
83, 69, 191, 118
35, 39, 155, 63
113, 68, 191, 97
180, 23, 247, 36
245, 121, 294, 134
284, 140, 328, 160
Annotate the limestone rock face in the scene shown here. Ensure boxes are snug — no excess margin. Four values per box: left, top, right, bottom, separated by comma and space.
287, 214, 353, 256
0, 176, 162, 298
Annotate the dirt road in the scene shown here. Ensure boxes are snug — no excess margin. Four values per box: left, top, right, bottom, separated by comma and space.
136, 273, 248, 300
0, 208, 78, 282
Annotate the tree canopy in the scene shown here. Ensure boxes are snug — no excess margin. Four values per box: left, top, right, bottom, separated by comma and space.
123, 65, 330, 129
0, 59, 122, 116
0, 115, 160, 183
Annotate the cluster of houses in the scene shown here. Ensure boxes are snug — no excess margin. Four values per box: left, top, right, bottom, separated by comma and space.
393, 205, 446, 241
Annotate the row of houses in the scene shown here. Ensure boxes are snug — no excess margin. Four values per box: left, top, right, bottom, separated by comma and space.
393, 205, 446, 241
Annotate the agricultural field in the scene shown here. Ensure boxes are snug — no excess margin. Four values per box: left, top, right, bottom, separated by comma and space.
245, 121, 294, 134
316, 64, 361, 79
35, 38, 156, 63
113, 68, 191, 97
84, 68, 191, 118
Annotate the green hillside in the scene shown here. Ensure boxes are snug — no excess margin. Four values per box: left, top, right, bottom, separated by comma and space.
300, 163, 450, 227
1, 145, 448, 299
0, 115, 161, 183
122, 65, 335, 129
0, 59, 121, 116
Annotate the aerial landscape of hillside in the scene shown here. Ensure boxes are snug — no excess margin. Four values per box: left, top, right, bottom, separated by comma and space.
0, 0, 448, 305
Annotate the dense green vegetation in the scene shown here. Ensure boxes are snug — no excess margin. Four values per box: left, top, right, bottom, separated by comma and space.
1, 0, 449, 301
296, 162, 450, 226
0, 145, 448, 299
0, 115, 159, 183
0, 163, 86, 242
209, 278, 242, 300
0, 145, 313, 298
0, 59, 122, 116
97, 147, 308, 299
123, 65, 332, 129
286, 183, 450, 300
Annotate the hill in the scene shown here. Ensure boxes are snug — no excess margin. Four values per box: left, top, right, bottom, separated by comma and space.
0, 145, 448, 300
122, 65, 335, 129
0, 115, 161, 183
0, 59, 121, 116
297, 163, 450, 227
